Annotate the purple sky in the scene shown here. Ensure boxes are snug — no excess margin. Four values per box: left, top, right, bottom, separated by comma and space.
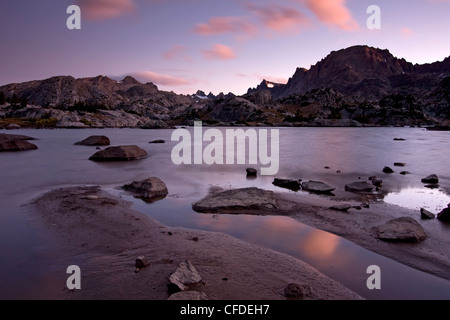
1, 0, 449, 95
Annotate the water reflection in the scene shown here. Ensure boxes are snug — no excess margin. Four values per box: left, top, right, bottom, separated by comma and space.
384, 187, 450, 212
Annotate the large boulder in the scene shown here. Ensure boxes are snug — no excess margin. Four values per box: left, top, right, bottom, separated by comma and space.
421, 174, 439, 184
0, 139, 38, 152
75, 135, 110, 146
376, 217, 427, 243
301, 181, 335, 194
168, 260, 203, 292
345, 181, 374, 193
0, 133, 36, 142
89, 145, 147, 161
122, 177, 168, 200
437, 204, 450, 222
192, 187, 277, 213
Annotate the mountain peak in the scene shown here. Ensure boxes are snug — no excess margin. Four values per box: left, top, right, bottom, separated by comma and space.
122, 76, 141, 85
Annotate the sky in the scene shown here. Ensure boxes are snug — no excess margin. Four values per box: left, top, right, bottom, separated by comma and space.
0, 0, 449, 95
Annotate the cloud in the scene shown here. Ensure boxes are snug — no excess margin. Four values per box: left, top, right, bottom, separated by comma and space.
203, 44, 237, 60
78, 0, 135, 20
245, 3, 310, 33
193, 17, 257, 36
401, 27, 414, 37
162, 45, 193, 61
130, 71, 191, 86
302, 0, 358, 31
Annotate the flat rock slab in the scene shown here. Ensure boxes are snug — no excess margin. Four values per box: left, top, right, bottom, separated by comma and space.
376, 217, 427, 243
0, 139, 38, 152
89, 145, 147, 161
122, 177, 168, 200
301, 181, 335, 194
345, 181, 374, 193
75, 135, 110, 146
192, 187, 277, 213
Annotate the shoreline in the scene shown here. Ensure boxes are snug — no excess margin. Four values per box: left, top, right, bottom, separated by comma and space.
27, 185, 363, 300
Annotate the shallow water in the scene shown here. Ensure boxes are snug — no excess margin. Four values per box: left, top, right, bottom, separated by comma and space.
0, 127, 449, 299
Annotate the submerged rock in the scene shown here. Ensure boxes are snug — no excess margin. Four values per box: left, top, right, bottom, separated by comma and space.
192, 187, 277, 213
345, 181, 374, 193
301, 181, 335, 194
376, 217, 427, 243
122, 177, 168, 200
89, 145, 147, 161
168, 260, 203, 292
75, 135, 110, 146
273, 178, 301, 191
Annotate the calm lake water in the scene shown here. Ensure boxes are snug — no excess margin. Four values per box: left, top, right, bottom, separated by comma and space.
0, 127, 449, 300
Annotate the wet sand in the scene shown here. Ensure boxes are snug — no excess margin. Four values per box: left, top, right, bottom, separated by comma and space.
28, 186, 363, 300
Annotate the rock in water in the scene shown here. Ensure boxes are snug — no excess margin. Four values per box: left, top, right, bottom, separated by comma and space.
192, 187, 277, 213
383, 166, 394, 174
301, 181, 335, 194
168, 260, 203, 292
75, 135, 110, 146
149, 140, 165, 144
376, 217, 427, 243
345, 181, 374, 193
272, 178, 301, 191
420, 208, 435, 220
246, 168, 257, 177
0, 140, 38, 152
89, 145, 147, 161
421, 174, 439, 184
0, 133, 36, 141
122, 177, 168, 200
437, 205, 450, 222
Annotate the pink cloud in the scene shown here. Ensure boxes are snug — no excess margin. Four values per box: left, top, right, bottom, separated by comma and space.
130, 71, 191, 86
78, 0, 135, 20
162, 45, 193, 61
302, 0, 358, 31
193, 17, 257, 36
401, 27, 414, 37
203, 44, 237, 60
246, 3, 309, 33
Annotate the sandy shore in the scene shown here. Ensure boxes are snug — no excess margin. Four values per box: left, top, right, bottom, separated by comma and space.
28, 186, 363, 300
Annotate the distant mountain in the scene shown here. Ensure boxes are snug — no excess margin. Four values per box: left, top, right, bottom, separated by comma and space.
250, 45, 450, 100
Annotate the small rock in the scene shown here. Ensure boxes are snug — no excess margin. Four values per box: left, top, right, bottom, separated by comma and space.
284, 283, 313, 299
336, 170, 342, 174
437, 205, 450, 222
246, 168, 257, 177
89, 145, 148, 161
273, 178, 301, 191
383, 166, 394, 174
369, 176, 383, 188
135, 256, 151, 269
168, 260, 203, 292
420, 208, 435, 219
123, 177, 169, 200
400, 171, 411, 175
376, 217, 427, 243
362, 203, 370, 208
421, 174, 439, 184
393, 138, 406, 141
330, 204, 352, 212
353, 206, 362, 210
75, 135, 110, 146
5, 124, 21, 130
345, 181, 374, 193
394, 162, 406, 167
149, 140, 165, 144
167, 291, 208, 300
301, 181, 335, 194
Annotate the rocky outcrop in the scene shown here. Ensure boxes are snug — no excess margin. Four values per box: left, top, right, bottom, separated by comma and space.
89, 145, 147, 161
122, 177, 168, 200
192, 188, 277, 213
75, 135, 110, 146
376, 217, 427, 243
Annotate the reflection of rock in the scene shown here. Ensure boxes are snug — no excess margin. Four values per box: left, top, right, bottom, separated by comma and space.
123, 177, 168, 200
284, 283, 313, 299
437, 204, 450, 222
168, 260, 203, 292
75, 135, 110, 146
345, 181, 374, 193
273, 178, 301, 191
168, 291, 208, 300
421, 174, 439, 184
192, 187, 277, 213
301, 181, 335, 194
376, 217, 427, 243
420, 208, 435, 220
89, 145, 147, 161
